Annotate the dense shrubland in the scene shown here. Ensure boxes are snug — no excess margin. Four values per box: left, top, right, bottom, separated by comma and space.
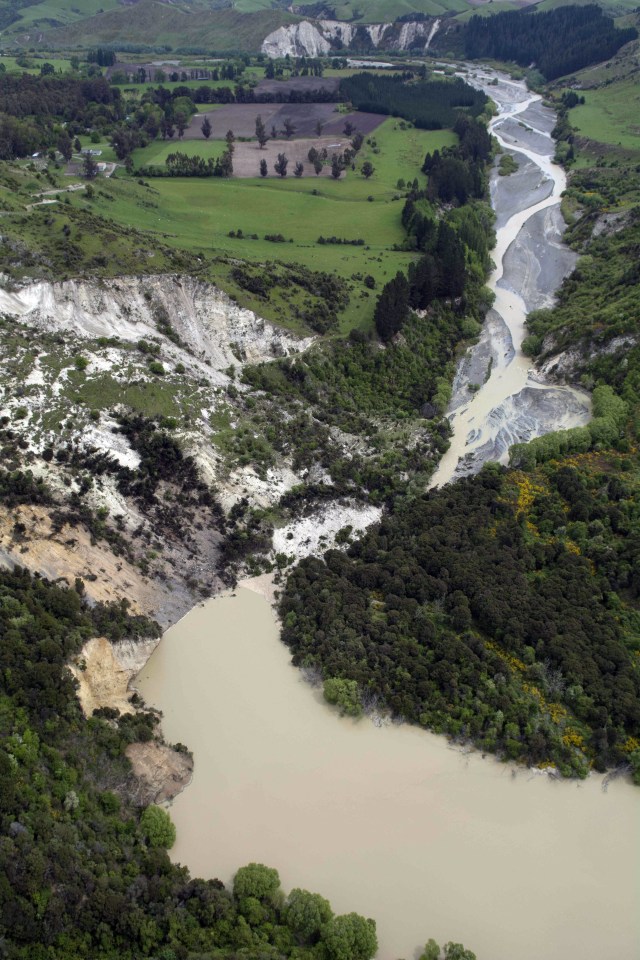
0, 567, 389, 959
523, 208, 640, 370
464, 5, 637, 81
280, 461, 640, 779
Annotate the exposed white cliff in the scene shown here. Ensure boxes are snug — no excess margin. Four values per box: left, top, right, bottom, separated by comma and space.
261, 17, 441, 58
0, 274, 313, 381
396, 20, 438, 51
318, 20, 358, 46
262, 21, 331, 58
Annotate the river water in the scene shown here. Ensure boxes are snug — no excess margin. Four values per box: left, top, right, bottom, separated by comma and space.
429, 70, 590, 488
137, 73, 639, 960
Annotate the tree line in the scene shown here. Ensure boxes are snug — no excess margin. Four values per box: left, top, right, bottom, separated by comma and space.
373, 115, 494, 342
339, 73, 488, 131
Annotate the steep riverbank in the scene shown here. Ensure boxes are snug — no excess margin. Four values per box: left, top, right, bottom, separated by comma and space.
429, 71, 591, 488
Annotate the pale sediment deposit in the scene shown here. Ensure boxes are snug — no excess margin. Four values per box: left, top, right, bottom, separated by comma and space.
429, 71, 590, 488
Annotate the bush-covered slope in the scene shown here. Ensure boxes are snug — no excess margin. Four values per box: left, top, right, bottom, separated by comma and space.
464, 5, 637, 80
280, 460, 640, 779
524, 206, 640, 372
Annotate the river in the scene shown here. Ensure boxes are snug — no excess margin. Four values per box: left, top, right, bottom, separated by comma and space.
137, 72, 639, 960
429, 70, 590, 488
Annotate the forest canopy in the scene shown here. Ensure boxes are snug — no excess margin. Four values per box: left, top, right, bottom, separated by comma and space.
339, 74, 488, 130
464, 5, 637, 81
280, 462, 640, 779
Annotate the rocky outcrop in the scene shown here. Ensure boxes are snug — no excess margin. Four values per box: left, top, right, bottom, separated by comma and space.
262, 21, 331, 58
261, 17, 441, 58
69, 634, 160, 717
0, 274, 314, 383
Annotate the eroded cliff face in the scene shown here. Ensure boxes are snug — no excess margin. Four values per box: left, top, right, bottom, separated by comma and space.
0, 274, 313, 379
261, 17, 441, 58
0, 273, 381, 619
0, 270, 384, 801
0, 273, 318, 622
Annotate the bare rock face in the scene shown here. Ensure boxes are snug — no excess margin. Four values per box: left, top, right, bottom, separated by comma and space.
69, 634, 161, 717
261, 18, 441, 58
125, 741, 193, 805
0, 274, 313, 382
262, 21, 331, 58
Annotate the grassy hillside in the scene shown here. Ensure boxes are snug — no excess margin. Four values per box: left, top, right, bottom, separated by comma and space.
39, 2, 296, 52
3, 0, 639, 49
271, 0, 469, 20
0, 0, 121, 35
569, 77, 640, 152
97, 119, 455, 331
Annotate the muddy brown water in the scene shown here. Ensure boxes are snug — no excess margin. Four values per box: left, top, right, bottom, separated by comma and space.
137, 587, 640, 960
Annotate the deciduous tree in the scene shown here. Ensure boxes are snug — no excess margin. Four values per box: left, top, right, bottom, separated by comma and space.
255, 114, 268, 148
274, 152, 288, 177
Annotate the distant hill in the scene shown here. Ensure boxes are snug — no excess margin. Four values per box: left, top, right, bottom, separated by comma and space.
35, 2, 296, 53
0, 0, 295, 51
1, 0, 638, 53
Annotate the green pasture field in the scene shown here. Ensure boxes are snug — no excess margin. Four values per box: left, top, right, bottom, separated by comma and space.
84, 173, 413, 332
569, 78, 640, 151
0, 55, 73, 73
132, 117, 455, 180
83, 120, 455, 331
134, 138, 226, 166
